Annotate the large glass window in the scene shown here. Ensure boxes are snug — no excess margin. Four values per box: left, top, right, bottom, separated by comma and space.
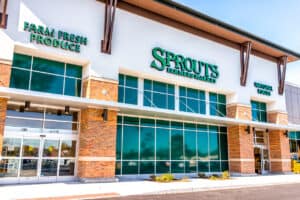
209, 92, 226, 117
251, 101, 267, 122
116, 116, 228, 175
179, 87, 206, 114
144, 79, 175, 110
10, 53, 82, 97
5, 104, 79, 132
118, 74, 138, 105
289, 132, 300, 160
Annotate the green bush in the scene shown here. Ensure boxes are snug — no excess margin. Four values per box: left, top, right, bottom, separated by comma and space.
222, 171, 230, 179
155, 174, 174, 182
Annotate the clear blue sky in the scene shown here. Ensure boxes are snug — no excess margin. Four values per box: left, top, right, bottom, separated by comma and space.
176, 0, 300, 85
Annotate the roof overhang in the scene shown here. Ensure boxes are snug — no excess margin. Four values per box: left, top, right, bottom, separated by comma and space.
1, 87, 300, 131
109, 0, 300, 62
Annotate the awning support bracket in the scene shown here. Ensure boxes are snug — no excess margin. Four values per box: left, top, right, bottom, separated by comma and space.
101, 0, 118, 54
277, 55, 288, 95
0, 0, 8, 29
240, 41, 252, 86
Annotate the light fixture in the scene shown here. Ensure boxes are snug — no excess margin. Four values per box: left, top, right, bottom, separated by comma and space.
19, 106, 25, 113
57, 110, 62, 116
245, 126, 251, 134
24, 101, 31, 111
284, 130, 289, 138
102, 109, 108, 121
64, 106, 70, 115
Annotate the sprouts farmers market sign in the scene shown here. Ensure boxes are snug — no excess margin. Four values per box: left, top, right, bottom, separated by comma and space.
150, 47, 219, 83
23, 22, 87, 53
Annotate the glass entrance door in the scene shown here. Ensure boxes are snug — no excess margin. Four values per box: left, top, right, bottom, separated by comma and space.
253, 130, 270, 175
254, 147, 270, 175
1, 133, 77, 184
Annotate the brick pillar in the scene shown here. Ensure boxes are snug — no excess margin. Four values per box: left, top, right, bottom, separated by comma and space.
227, 104, 255, 175
0, 63, 11, 87
78, 77, 118, 182
0, 62, 11, 155
268, 111, 291, 174
0, 98, 8, 155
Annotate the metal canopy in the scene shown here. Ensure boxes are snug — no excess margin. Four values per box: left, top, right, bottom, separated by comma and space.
1, 87, 300, 131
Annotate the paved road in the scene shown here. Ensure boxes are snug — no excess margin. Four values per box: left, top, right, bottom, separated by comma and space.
97, 183, 300, 200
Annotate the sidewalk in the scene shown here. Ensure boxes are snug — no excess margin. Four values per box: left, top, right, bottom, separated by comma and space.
1, 174, 300, 200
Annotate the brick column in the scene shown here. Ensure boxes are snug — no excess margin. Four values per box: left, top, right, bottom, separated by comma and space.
78, 77, 118, 182
0, 62, 11, 155
268, 111, 291, 174
0, 63, 11, 87
0, 98, 8, 155
227, 104, 255, 175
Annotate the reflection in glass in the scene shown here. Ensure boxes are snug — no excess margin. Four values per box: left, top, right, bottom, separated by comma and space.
7, 105, 44, 119
44, 121, 77, 131
185, 160, 197, 173
116, 116, 229, 175
41, 159, 58, 176
0, 159, 19, 177
22, 139, 40, 157
31, 72, 64, 95
122, 161, 138, 175
156, 161, 170, 174
20, 159, 38, 177
171, 161, 184, 173
59, 159, 75, 176
2, 138, 21, 157
140, 127, 155, 160
43, 140, 59, 157
60, 141, 76, 157
198, 161, 209, 172
156, 128, 170, 160
5, 118, 43, 129
140, 161, 154, 174
45, 109, 77, 122
122, 126, 139, 160
171, 129, 183, 160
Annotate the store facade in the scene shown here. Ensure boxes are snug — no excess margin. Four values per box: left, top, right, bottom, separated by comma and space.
0, 0, 300, 184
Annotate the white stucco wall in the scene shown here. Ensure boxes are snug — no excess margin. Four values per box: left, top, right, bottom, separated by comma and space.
0, 0, 287, 111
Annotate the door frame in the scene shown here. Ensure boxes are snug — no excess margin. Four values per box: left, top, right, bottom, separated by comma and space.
1, 131, 78, 184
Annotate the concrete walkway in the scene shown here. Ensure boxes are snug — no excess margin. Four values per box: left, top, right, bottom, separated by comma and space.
1, 175, 300, 200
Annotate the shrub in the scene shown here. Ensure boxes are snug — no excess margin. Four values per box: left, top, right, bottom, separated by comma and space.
222, 171, 230, 179
155, 173, 174, 182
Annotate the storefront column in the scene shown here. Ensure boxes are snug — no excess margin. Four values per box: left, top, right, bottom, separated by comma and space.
0, 98, 8, 155
227, 104, 255, 175
268, 111, 291, 173
0, 62, 11, 155
0, 63, 11, 87
78, 77, 118, 182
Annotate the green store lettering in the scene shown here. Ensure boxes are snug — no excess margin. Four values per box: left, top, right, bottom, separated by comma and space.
23, 21, 88, 53
254, 82, 273, 96
151, 47, 219, 83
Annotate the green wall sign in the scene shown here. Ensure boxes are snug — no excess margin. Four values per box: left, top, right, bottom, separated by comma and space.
150, 47, 219, 83
23, 21, 88, 53
254, 82, 273, 96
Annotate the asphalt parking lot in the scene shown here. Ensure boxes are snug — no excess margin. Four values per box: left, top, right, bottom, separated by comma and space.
98, 183, 300, 200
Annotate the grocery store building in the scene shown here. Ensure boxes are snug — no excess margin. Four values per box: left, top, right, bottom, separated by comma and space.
1, 0, 300, 184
